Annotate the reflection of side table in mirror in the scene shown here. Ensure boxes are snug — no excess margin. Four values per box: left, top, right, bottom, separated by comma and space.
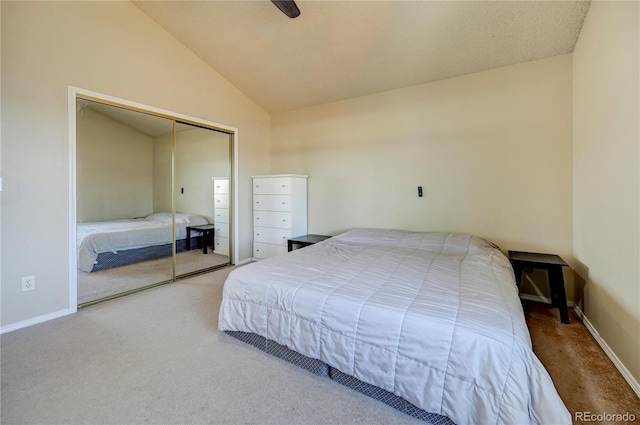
186, 224, 215, 254
287, 234, 331, 252
508, 251, 570, 324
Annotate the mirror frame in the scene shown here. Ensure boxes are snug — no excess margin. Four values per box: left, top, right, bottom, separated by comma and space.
68, 86, 239, 311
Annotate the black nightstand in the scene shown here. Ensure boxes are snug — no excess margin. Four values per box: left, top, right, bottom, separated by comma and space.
508, 251, 570, 324
287, 234, 331, 252
186, 224, 215, 254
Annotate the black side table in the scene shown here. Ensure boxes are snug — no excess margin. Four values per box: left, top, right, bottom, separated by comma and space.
186, 224, 215, 254
508, 251, 570, 324
287, 234, 331, 252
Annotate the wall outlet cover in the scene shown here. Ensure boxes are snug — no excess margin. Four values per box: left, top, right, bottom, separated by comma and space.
21, 276, 35, 292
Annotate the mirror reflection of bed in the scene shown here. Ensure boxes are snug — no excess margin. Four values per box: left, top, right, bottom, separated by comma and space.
76, 99, 231, 306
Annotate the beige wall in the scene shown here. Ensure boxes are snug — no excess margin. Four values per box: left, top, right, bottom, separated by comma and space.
152, 128, 232, 221
175, 127, 231, 223
573, 1, 640, 384
0, 1, 270, 327
271, 54, 574, 299
153, 133, 173, 215
77, 107, 154, 222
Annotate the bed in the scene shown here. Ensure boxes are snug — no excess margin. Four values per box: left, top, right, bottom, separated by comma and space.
218, 228, 571, 425
77, 212, 209, 272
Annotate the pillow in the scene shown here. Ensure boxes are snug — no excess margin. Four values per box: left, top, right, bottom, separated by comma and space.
146, 212, 173, 222
147, 212, 208, 225
174, 213, 194, 223
177, 213, 208, 225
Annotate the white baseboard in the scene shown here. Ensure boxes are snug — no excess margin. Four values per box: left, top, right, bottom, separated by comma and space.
521, 295, 640, 397
1, 258, 253, 334
234, 258, 253, 266
519, 293, 575, 307
1, 309, 73, 335
572, 305, 640, 399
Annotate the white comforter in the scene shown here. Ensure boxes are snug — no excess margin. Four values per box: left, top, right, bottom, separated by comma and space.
77, 212, 208, 272
219, 228, 571, 425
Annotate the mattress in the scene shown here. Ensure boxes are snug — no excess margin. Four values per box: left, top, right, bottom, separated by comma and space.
77, 212, 208, 272
90, 237, 201, 272
218, 228, 571, 425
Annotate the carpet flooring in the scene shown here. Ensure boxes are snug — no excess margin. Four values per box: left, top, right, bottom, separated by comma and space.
2, 266, 639, 424
525, 301, 640, 424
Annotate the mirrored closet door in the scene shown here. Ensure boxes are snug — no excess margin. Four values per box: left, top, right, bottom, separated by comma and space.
75, 98, 232, 307
174, 122, 231, 277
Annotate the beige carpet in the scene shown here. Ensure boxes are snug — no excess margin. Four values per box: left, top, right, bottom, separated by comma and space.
2, 267, 639, 424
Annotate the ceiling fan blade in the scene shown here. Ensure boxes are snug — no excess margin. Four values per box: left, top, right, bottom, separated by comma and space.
271, 0, 300, 18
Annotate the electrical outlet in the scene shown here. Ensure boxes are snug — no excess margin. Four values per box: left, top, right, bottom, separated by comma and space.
21, 276, 35, 292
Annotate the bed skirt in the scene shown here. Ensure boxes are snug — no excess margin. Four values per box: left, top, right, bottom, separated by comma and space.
91, 237, 200, 272
225, 331, 455, 425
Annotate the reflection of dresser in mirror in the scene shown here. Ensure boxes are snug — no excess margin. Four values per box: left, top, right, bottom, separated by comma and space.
213, 178, 230, 256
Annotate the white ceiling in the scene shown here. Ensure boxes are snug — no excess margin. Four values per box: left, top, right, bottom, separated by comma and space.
134, 0, 590, 114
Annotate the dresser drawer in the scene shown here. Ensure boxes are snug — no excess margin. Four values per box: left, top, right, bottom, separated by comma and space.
214, 194, 229, 209
253, 195, 292, 212
214, 223, 229, 238
254, 226, 291, 246
213, 179, 229, 194
214, 208, 229, 224
253, 242, 287, 259
253, 177, 292, 195
214, 236, 229, 255
254, 211, 292, 229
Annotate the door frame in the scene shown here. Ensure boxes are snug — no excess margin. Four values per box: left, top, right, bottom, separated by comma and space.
68, 86, 239, 310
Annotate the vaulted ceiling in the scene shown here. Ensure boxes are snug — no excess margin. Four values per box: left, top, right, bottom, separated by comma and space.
134, 1, 590, 114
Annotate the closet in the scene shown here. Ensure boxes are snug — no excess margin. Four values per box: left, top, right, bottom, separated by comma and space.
75, 96, 233, 306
